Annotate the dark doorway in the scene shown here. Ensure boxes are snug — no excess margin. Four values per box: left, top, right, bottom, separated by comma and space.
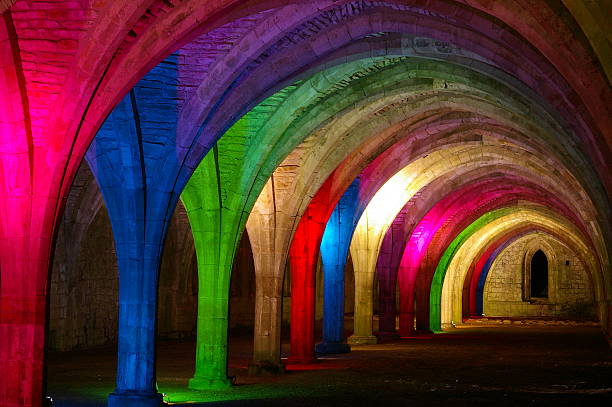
530, 250, 548, 298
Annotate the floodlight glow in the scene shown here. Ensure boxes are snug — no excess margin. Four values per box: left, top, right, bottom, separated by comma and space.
364, 170, 418, 228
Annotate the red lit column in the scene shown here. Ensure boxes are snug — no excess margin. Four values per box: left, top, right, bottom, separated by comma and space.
287, 209, 328, 364
397, 265, 417, 337
0, 232, 52, 407
0, 12, 54, 406
287, 181, 337, 364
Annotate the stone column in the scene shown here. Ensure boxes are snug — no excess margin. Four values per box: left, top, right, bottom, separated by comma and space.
347, 221, 378, 345
182, 150, 239, 390
376, 211, 408, 340
349, 267, 378, 345
250, 275, 284, 374
87, 94, 166, 407
415, 263, 434, 333
397, 266, 416, 337
377, 275, 399, 337
0, 243, 50, 407
316, 179, 359, 354
108, 229, 165, 407
246, 180, 288, 374
0, 15, 53, 406
287, 218, 320, 364
190, 262, 232, 389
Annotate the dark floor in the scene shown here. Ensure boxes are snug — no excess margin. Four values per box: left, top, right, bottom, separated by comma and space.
46, 324, 612, 406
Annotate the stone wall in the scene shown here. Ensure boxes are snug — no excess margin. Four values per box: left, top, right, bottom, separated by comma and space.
157, 204, 198, 340
49, 207, 118, 351
484, 233, 595, 319
229, 233, 256, 329
49, 165, 259, 351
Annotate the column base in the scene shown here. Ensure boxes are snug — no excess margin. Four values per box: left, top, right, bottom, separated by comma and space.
248, 361, 285, 376
188, 376, 233, 390
315, 341, 351, 354
375, 331, 401, 342
108, 390, 163, 407
347, 335, 378, 345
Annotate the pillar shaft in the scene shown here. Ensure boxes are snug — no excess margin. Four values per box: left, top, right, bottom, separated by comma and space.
375, 212, 409, 336
0, 14, 51, 406
112, 236, 163, 395
0, 295, 46, 407
415, 264, 434, 332
182, 149, 242, 389
318, 179, 359, 351
0, 150, 60, 407
377, 276, 397, 333
287, 176, 349, 362
100, 189, 170, 407
463, 263, 477, 318
348, 228, 379, 345
397, 266, 416, 336
0, 238, 50, 407
247, 181, 291, 373
288, 258, 317, 363
251, 276, 284, 373
321, 268, 346, 342
87, 92, 171, 406
352, 270, 376, 339
288, 205, 327, 363
348, 272, 378, 345
191, 264, 231, 388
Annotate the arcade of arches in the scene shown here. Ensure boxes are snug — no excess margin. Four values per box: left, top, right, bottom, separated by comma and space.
0, 1, 610, 406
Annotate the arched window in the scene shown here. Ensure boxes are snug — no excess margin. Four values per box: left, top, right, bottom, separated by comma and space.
530, 250, 548, 298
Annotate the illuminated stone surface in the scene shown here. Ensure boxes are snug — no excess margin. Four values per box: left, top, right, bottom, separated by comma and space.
316, 179, 360, 354
483, 233, 594, 318
0, 2, 610, 406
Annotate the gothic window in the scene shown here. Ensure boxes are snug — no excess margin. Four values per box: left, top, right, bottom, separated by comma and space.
530, 249, 548, 298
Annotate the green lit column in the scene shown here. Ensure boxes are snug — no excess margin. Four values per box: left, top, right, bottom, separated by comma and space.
182, 145, 245, 390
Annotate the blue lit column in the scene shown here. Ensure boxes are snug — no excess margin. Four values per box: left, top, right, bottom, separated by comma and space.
316, 179, 359, 354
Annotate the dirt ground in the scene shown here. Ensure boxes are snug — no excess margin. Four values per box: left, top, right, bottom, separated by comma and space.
46, 324, 612, 406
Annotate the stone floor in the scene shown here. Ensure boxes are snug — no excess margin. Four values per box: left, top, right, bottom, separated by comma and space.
46, 324, 612, 406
